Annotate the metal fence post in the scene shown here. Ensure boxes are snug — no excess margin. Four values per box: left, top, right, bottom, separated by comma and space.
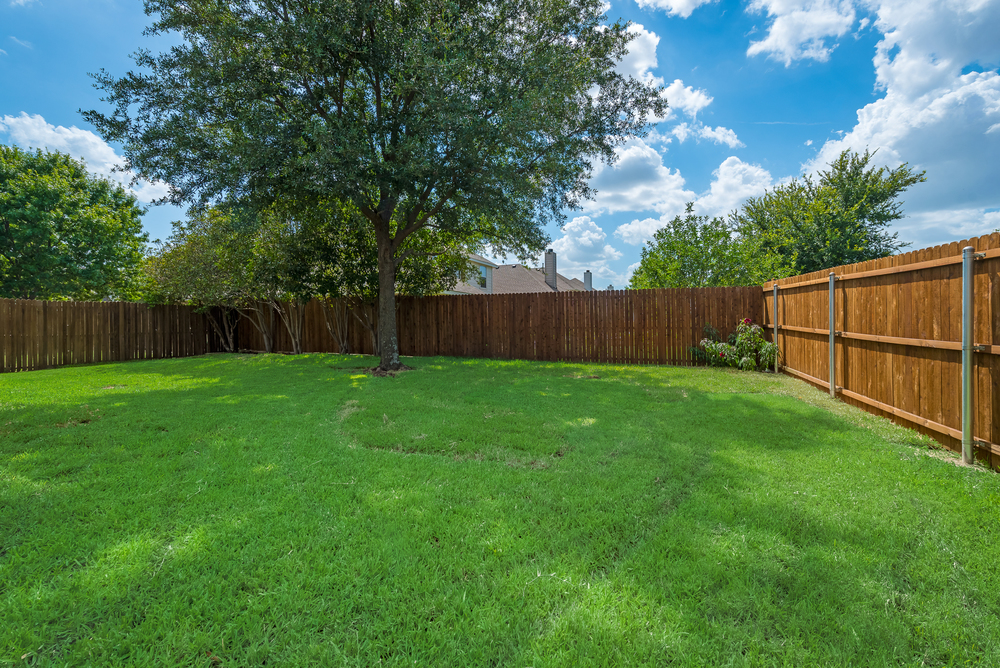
773, 284, 779, 373
962, 246, 974, 465
829, 272, 836, 397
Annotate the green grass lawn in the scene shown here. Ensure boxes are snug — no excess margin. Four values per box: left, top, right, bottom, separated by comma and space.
2, 354, 999, 667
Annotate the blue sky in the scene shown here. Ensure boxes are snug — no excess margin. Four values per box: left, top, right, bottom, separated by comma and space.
2, 0, 999, 287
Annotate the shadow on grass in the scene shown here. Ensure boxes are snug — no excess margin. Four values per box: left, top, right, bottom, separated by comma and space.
2, 355, 998, 666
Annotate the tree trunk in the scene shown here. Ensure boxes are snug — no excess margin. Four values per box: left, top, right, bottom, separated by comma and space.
206, 307, 237, 352
239, 303, 276, 353
275, 299, 307, 355
350, 298, 380, 356
376, 228, 401, 370
320, 296, 351, 354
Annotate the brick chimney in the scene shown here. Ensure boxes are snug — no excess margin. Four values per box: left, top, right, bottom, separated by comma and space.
543, 249, 557, 290
584, 270, 593, 291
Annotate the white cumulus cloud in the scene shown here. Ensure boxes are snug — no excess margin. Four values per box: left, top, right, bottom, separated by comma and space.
584, 138, 696, 216
0, 112, 171, 203
549, 216, 628, 286
614, 215, 672, 246
617, 30, 716, 127
663, 79, 713, 119
634, 0, 715, 19
671, 122, 745, 148
618, 24, 662, 86
614, 156, 773, 245
804, 0, 1000, 246
746, 0, 857, 66
695, 156, 773, 217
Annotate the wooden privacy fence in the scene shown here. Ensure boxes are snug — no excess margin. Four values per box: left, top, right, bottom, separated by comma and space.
763, 232, 1000, 468
238, 287, 763, 365
0, 299, 222, 373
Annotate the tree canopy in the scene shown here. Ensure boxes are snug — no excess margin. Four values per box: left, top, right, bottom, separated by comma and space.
0, 145, 148, 301
628, 204, 792, 289
144, 200, 472, 353
732, 149, 925, 274
84, 0, 666, 369
629, 149, 926, 289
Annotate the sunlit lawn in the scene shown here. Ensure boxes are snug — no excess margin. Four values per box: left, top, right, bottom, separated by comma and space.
2, 353, 999, 666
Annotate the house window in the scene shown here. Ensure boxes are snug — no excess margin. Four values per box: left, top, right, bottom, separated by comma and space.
477, 265, 488, 288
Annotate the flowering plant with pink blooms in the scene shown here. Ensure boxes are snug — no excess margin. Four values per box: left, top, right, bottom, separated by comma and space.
699, 318, 778, 371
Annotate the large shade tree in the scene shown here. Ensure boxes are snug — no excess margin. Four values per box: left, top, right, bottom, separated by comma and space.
84, 0, 665, 370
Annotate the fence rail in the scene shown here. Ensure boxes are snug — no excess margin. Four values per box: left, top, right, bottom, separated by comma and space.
0, 299, 221, 373
763, 232, 1000, 469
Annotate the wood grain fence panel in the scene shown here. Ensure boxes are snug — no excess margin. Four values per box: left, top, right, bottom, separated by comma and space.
941, 241, 961, 438
16, 300, 26, 371
635, 290, 644, 364
672, 288, 682, 363
626, 290, 635, 364
16, 300, 25, 370
678, 288, 689, 366
604, 291, 613, 364
984, 234, 1000, 467
1, 300, 8, 372
600, 292, 609, 363
623, 291, 632, 364
638, 290, 649, 364
594, 290, 602, 362
613, 290, 621, 364
769, 233, 1000, 465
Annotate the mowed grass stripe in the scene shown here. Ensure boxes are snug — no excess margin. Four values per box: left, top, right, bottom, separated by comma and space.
1, 354, 998, 666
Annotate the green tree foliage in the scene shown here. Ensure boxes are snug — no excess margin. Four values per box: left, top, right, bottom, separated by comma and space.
84, 0, 665, 369
0, 145, 148, 300
280, 200, 472, 355
631, 150, 927, 290
628, 204, 793, 289
732, 149, 925, 274
146, 201, 472, 354
143, 207, 256, 351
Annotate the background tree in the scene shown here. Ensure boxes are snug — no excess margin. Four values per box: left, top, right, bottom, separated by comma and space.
732, 149, 925, 274
146, 200, 471, 355
0, 145, 148, 300
143, 208, 254, 351
85, 0, 665, 370
628, 204, 792, 289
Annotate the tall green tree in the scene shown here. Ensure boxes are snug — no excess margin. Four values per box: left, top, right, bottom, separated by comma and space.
628, 204, 792, 289
84, 0, 665, 370
0, 145, 148, 300
732, 149, 925, 274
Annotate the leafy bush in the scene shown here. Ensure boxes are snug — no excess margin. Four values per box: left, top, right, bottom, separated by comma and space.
699, 318, 777, 371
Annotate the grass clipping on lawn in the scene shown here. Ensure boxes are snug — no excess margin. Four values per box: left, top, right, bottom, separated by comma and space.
2, 354, 999, 667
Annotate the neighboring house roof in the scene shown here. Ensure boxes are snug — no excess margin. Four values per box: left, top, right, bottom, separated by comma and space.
448, 254, 590, 295
491, 264, 584, 294
448, 280, 487, 295
467, 252, 499, 269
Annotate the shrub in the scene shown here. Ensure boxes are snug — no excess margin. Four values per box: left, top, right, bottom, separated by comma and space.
699, 318, 777, 371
